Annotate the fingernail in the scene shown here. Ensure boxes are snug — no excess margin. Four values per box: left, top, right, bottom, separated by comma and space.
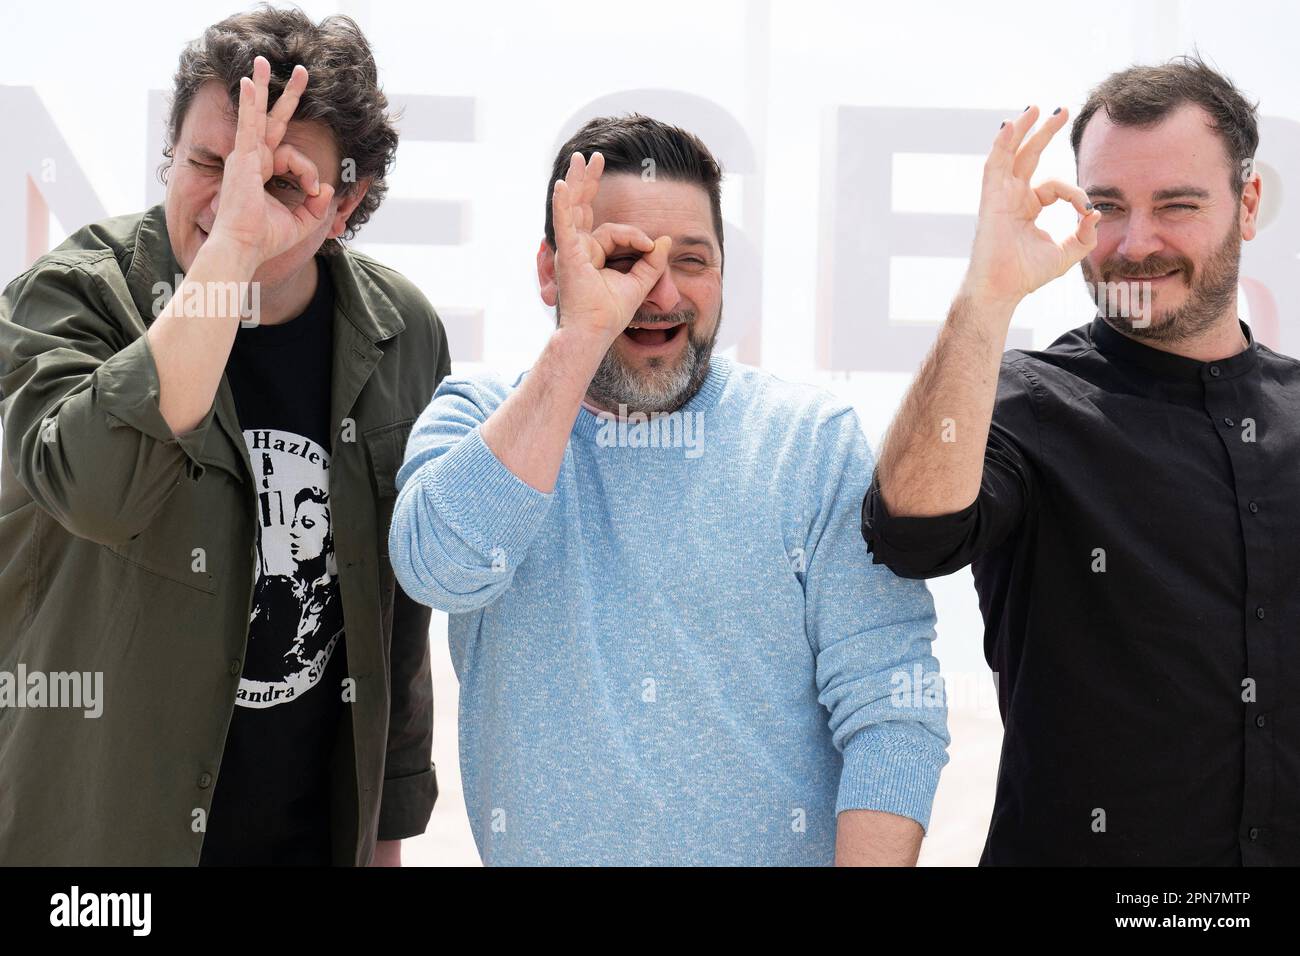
1085, 202, 1094, 211
999, 121, 1006, 129
1024, 105, 1031, 112
1052, 107, 1062, 116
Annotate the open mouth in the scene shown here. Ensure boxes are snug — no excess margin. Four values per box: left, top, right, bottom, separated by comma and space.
622, 323, 685, 347
1116, 269, 1181, 282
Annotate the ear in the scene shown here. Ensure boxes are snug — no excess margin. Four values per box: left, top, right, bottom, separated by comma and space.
537, 238, 558, 306
1240, 170, 1262, 242
327, 177, 372, 240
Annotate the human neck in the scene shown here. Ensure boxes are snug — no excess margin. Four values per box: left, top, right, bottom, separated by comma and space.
1117, 313, 1249, 363
256, 258, 320, 325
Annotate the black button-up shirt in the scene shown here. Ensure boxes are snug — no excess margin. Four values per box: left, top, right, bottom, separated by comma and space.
862, 317, 1300, 865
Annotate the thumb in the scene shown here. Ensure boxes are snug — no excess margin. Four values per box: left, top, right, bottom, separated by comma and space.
1059, 209, 1101, 270
626, 236, 672, 297
295, 181, 336, 231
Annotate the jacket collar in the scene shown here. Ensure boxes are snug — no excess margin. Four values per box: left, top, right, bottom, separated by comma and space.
126, 204, 406, 346
125, 205, 404, 482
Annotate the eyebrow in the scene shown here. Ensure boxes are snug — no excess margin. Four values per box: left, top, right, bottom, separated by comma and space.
1085, 185, 1211, 201
674, 235, 718, 256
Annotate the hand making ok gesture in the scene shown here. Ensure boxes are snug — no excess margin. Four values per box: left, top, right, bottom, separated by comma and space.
209, 55, 336, 266
964, 106, 1103, 306
550, 151, 673, 345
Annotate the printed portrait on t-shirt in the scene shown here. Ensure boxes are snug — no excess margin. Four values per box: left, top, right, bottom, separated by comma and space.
237, 427, 343, 709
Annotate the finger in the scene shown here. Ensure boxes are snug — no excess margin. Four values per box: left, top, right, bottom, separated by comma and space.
582, 151, 605, 208
564, 152, 596, 234
1059, 208, 1102, 265
552, 178, 581, 258
625, 236, 672, 297
1033, 178, 1091, 216
233, 76, 258, 154
564, 151, 586, 192
295, 181, 335, 229
252, 55, 270, 144
986, 105, 1039, 176
266, 64, 308, 149
1013, 106, 1069, 181
590, 222, 655, 257
272, 143, 322, 196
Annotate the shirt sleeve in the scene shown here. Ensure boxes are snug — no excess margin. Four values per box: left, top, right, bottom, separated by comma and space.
861, 357, 1040, 579
0, 259, 220, 546
804, 405, 951, 831
387, 374, 555, 614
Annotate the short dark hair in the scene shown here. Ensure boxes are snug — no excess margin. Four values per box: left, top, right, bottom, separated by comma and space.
1070, 54, 1259, 196
161, 4, 399, 255
544, 114, 725, 264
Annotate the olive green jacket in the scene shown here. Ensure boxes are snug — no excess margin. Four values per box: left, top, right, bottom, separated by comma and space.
0, 206, 449, 865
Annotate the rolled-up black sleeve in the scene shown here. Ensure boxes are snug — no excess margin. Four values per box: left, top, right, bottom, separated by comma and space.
862, 358, 1040, 579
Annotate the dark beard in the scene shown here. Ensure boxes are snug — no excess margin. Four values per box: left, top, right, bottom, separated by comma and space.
1082, 224, 1241, 345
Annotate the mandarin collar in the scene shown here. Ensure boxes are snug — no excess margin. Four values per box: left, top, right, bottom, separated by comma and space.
1088, 316, 1258, 384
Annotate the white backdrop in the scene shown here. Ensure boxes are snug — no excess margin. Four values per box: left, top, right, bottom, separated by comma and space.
3, 0, 1297, 865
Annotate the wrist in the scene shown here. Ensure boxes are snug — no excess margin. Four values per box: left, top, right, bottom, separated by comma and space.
955, 276, 1022, 321
198, 232, 263, 278
550, 323, 616, 376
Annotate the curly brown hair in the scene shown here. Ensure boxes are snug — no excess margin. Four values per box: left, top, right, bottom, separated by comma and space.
160, 4, 399, 255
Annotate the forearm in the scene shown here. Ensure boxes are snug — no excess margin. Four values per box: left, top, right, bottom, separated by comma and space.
146, 237, 258, 436
876, 290, 1017, 517
479, 326, 609, 493
835, 808, 924, 866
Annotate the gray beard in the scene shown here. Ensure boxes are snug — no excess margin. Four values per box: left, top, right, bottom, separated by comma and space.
586, 319, 718, 414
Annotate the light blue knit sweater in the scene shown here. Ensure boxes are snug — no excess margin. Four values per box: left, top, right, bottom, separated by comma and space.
389, 355, 949, 865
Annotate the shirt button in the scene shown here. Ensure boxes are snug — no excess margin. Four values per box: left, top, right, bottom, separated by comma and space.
1209, 365, 1221, 377
1256, 606, 1266, 620
1249, 827, 1260, 840
1248, 501, 1259, 514
1224, 417, 1235, 427
229, 659, 242, 676
1256, 713, 1267, 728
198, 772, 213, 789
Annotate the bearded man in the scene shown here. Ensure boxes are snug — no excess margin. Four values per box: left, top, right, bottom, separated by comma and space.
862, 56, 1298, 865
389, 114, 950, 866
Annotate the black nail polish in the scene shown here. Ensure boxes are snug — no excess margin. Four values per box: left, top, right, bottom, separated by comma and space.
1052, 107, 1062, 116
1000, 122, 1006, 129
1085, 202, 1094, 211
1024, 105, 1031, 112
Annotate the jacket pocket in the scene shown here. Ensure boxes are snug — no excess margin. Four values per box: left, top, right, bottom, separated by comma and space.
364, 419, 415, 502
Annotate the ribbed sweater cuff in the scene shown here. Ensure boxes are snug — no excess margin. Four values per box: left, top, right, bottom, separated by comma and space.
418, 426, 554, 563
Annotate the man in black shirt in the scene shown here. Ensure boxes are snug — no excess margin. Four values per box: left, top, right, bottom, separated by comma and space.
861, 56, 1295, 864
200, 257, 348, 865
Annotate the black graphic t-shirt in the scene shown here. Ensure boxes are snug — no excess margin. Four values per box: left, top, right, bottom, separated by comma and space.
200, 257, 347, 866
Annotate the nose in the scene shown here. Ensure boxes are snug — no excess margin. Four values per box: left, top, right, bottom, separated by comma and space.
641, 266, 682, 315
1115, 210, 1164, 264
